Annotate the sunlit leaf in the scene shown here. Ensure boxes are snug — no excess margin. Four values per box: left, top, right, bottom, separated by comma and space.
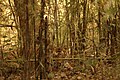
4, 39, 11, 42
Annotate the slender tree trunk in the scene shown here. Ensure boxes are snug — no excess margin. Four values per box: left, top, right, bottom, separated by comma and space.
31, 0, 37, 79
24, 0, 30, 79
14, 0, 31, 79
70, 0, 75, 57
54, 0, 59, 47
82, 0, 87, 51
106, 19, 110, 55
38, 0, 46, 79
76, 0, 82, 54
118, 4, 120, 51
44, 16, 48, 78
65, 0, 70, 48
110, 18, 116, 55
97, 1, 102, 56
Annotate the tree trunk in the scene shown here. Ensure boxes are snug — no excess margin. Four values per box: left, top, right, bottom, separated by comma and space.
97, 1, 102, 56
82, 0, 87, 51
37, 0, 46, 79
54, 0, 59, 47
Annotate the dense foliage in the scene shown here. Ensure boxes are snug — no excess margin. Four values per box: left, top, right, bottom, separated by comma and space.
0, 0, 120, 80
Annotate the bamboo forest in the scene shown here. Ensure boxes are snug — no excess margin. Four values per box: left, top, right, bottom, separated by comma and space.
0, 0, 120, 80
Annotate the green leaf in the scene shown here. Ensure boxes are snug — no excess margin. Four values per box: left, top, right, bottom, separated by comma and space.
48, 72, 54, 79
3, 52, 8, 57
85, 58, 98, 67
9, 48, 13, 50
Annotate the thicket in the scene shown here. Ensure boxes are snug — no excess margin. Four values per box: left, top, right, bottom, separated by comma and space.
0, 0, 120, 80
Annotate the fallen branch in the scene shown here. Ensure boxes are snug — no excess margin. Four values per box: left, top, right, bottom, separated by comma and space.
0, 24, 15, 27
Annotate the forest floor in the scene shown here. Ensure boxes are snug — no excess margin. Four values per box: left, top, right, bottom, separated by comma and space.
0, 48, 120, 80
